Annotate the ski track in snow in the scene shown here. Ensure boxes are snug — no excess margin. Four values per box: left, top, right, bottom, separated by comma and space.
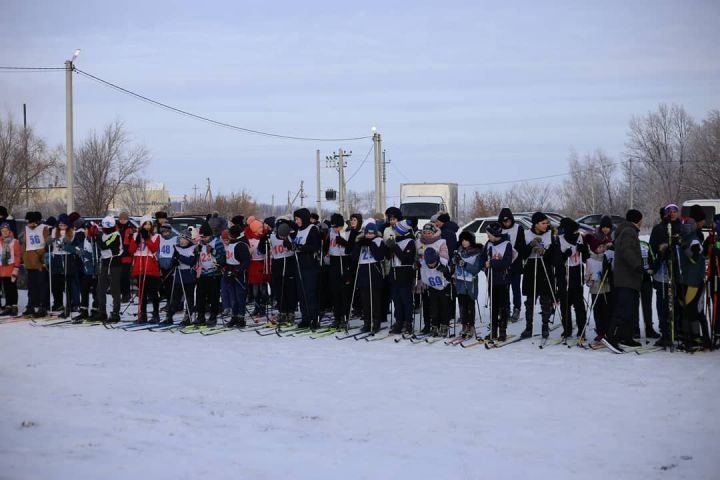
0, 301, 718, 479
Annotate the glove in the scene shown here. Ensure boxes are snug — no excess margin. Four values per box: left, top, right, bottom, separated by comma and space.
532, 245, 546, 256
529, 238, 541, 248
335, 235, 348, 247
436, 263, 448, 274
171, 252, 180, 267
385, 237, 396, 250
140, 228, 149, 240
283, 238, 294, 250
658, 243, 669, 253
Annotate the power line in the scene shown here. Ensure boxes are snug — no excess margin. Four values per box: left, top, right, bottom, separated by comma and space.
0, 66, 65, 71
73, 67, 372, 142
391, 162, 411, 181
345, 144, 374, 183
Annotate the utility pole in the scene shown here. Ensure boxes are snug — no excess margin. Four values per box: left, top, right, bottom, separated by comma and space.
372, 129, 382, 214
204, 177, 213, 204
271, 194, 275, 213
64, 49, 80, 213
326, 148, 350, 217
192, 184, 198, 202
24, 103, 29, 208
381, 149, 390, 213
631, 160, 635, 209
300, 180, 305, 207
315, 149, 321, 218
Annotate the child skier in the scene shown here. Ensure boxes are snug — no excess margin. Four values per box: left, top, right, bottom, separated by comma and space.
245, 218, 270, 317
49, 214, 80, 316
452, 230, 483, 338
0, 222, 21, 317
586, 237, 613, 341
194, 222, 226, 327
270, 219, 298, 325
416, 222, 449, 333
129, 215, 161, 324
291, 208, 321, 329
170, 229, 198, 327
387, 219, 417, 334
420, 247, 452, 337
224, 225, 251, 328
97, 216, 124, 322
353, 222, 387, 333
327, 213, 352, 329
480, 223, 514, 341
157, 223, 178, 309
21, 211, 50, 318
557, 218, 589, 339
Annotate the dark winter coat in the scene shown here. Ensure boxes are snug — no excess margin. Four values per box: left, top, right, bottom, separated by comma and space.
386, 232, 417, 287
352, 236, 386, 289
498, 208, 526, 274
454, 245, 484, 297
440, 221, 459, 257
612, 221, 643, 291
520, 228, 558, 297
480, 237, 513, 287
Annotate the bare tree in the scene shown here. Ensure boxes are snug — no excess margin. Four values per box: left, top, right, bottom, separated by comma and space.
562, 149, 621, 216
686, 109, 720, 198
74, 121, 149, 215
626, 103, 695, 204
184, 189, 258, 219
0, 113, 60, 212
471, 190, 505, 217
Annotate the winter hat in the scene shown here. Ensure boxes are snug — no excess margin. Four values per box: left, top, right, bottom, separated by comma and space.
45, 216, 57, 227
459, 230, 477, 245
309, 212, 320, 223
664, 203, 679, 214
486, 222, 503, 238
101, 216, 116, 229
688, 204, 706, 223
424, 247, 439, 265
385, 206, 402, 221
207, 216, 223, 234
599, 215, 613, 230
422, 222, 437, 234
0, 206, 7, 218
199, 223, 213, 236
228, 225, 242, 239
293, 208, 311, 228
140, 215, 153, 228
249, 219, 264, 236
588, 235, 605, 253
0, 222, 11, 231
231, 215, 245, 227
531, 212, 548, 226
626, 209, 643, 224
364, 222, 378, 235
559, 217, 579, 234
154, 211, 168, 220
498, 208, 514, 224
57, 213, 70, 226
118, 211, 129, 221
159, 223, 172, 231
25, 211, 42, 223
437, 213, 450, 224
393, 220, 411, 236
73, 217, 85, 229
264, 217, 276, 231
330, 213, 345, 228
68, 212, 81, 226
276, 222, 291, 239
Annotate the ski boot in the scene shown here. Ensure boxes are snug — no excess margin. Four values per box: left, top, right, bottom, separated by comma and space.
1, 305, 18, 317
645, 325, 661, 339
135, 313, 147, 325
206, 316, 218, 328
193, 314, 206, 327
403, 322, 414, 335
33, 308, 48, 318
179, 314, 193, 328
151, 311, 161, 324
520, 319, 533, 339
108, 312, 120, 323
390, 322, 404, 334
22, 307, 35, 317
421, 323, 432, 335
72, 307, 89, 324
438, 324, 449, 337
498, 309, 508, 341
541, 322, 550, 339
511, 307, 521, 323
159, 312, 174, 326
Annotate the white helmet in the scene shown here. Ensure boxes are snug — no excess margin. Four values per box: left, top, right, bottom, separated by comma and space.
101, 216, 116, 229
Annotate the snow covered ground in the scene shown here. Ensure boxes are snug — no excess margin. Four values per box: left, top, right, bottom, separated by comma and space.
1, 294, 718, 480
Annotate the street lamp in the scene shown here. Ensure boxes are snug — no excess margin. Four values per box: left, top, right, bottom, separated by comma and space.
65, 49, 80, 213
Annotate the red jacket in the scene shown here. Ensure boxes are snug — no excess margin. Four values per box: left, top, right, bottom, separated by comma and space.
0, 233, 21, 278
128, 233, 161, 277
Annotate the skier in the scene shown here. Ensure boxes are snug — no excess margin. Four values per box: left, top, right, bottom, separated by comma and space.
480, 222, 514, 341
556, 218, 589, 339
224, 224, 251, 328
499, 208, 526, 322
97, 216, 124, 322
353, 222, 387, 333
605, 209, 644, 350
73, 220, 101, 323
386, 219, 417, 334
49, 214, 79, 315
291, 208, 321, 329
678, 205, 708, 349
586, 237, 613, 341
327, 213, 352, 329
245, 218, 270, 317
420, 247, 452, 336
128, 215, 161, 324
452, 230, 483, 338
704, 214, 720, 347
416, 222, 449, 333
20, 212, 50, 318
157, 223, 178, 309
194, 222, 226, 327
520, 212, 558, 339
170, 229, 198, 327
117, 212, 136, 304
638, 237, 661, 339
270, 219, 298, 325
0, 222, 21, 317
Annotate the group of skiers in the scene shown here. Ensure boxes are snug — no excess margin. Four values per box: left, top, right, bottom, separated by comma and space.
1, 202, 718, 351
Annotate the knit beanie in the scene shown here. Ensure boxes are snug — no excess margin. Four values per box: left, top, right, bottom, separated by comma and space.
531, 212, 548, 226
626, 209, 643, 224
424, 247, 439, 265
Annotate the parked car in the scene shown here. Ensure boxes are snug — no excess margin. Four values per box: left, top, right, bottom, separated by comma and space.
681, 199, 720, 231
457, 217, 497, 245
575, 214, 625, 228
515, 212, 594, 234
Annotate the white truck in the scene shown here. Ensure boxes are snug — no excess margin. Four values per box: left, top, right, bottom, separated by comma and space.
399, 183, 459, 228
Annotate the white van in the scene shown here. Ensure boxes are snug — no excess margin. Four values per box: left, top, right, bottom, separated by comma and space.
681, 199, 719, 229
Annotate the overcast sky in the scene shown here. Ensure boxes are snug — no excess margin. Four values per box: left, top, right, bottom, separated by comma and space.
2, 0, 719, 209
